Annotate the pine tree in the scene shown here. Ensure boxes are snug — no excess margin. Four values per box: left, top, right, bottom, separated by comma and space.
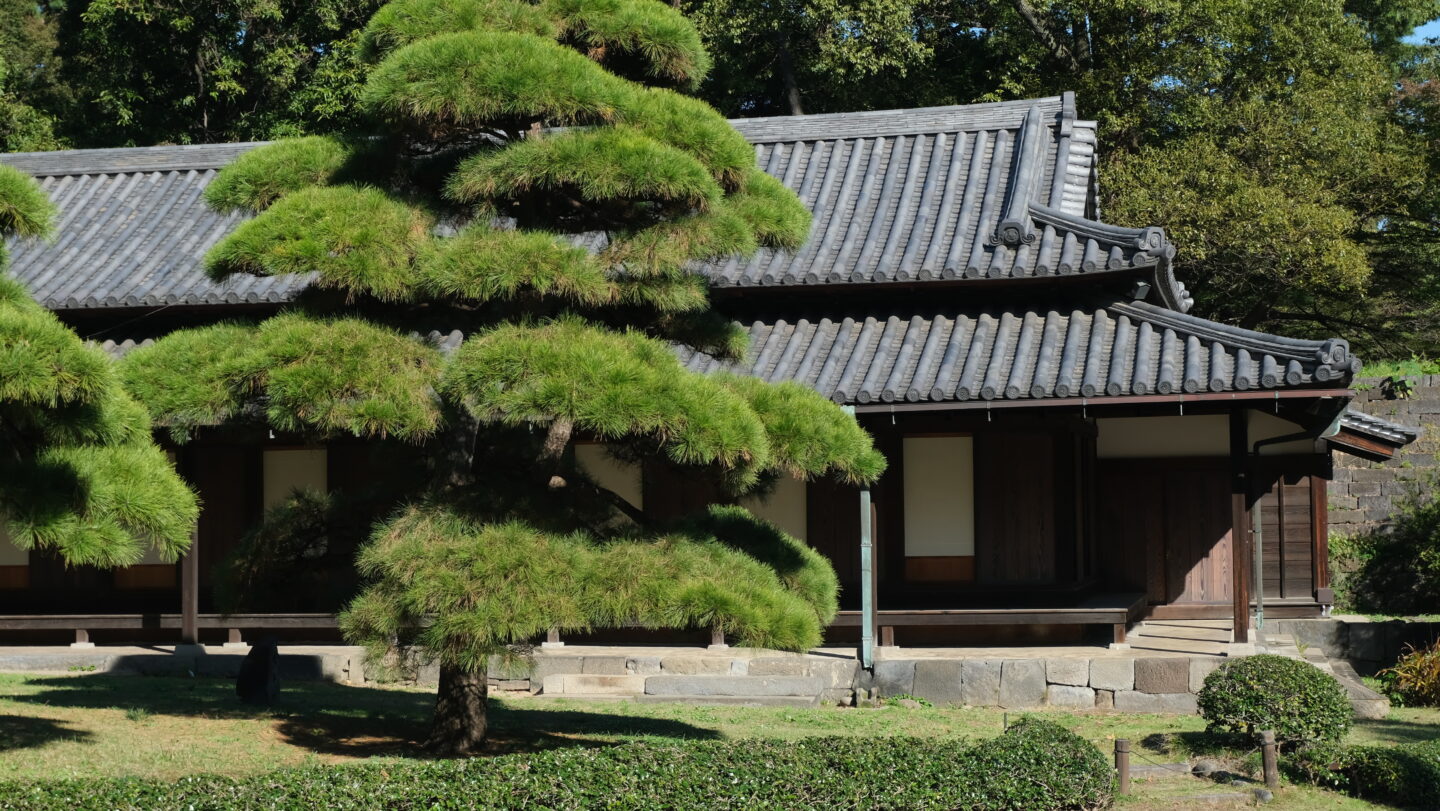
0, 165, 198, 565
120, 0, 885, 755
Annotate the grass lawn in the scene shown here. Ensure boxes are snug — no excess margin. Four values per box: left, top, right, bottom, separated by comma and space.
1, 671, 1437, 807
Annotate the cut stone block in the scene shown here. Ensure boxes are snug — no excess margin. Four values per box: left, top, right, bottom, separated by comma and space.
809, 659, 859, 687
1046, 658, 1090, 687
911, 660, 964, 705
1113, 691, 1198, 714
1095, 689, 1115, 710
543, 674, 645, 695
581, 656, 630, 675
1134, 658, 1189, 694
1090, 658, 1135, 691
747, 658, 809, 677
643, 675, 822, 697
960, 659, 1002, 707
1000, 659, 1046, 708
659, 656, 733, 675
626, 656, 662, 675
530, 656, 584, 681
635, 695, 817, 708
1046, 684, 1096, 708
819, 687, 854, 706
1189, 658, 1222, 693
872, 659, 915, 697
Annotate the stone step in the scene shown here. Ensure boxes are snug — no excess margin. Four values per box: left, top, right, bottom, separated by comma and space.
636, 695, 819, 707
540, 674, 646, 695
644, 675, 823, 697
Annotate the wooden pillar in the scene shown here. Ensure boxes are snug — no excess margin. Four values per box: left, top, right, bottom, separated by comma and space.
1228, 409, 1251, 644
180, 526, 199, 645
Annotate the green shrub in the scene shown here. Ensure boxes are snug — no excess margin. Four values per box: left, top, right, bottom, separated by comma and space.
1197, 654, 1352, 745
1379, 640, 1440, 707
0, 727, 1114, 810
1288, 740, 1440, 807
1331, 473, 1440, 616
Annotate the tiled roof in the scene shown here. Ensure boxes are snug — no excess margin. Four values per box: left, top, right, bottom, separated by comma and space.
2, 94, 1187, 312
677, 299, 1359, 404
1337, 409, 1421, 445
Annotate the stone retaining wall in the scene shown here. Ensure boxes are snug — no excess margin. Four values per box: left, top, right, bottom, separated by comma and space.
1330, 376, 1440, 537
1275, 617, 1440, 676
871, 656, 1215, 712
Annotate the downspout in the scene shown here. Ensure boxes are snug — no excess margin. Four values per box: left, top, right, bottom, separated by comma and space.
844, 405, 876, 671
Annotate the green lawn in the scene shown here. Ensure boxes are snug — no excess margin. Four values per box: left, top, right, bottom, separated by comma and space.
1, 671, 1436, 807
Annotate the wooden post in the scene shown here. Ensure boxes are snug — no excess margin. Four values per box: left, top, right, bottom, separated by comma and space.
1261, 730, 1279, 789
225, 628, 244, 647
180, 526, 199, 646
1115, 739, 1131, 795
71, 628, 93, 648
1229, 409, 1251, 644
709, 626, 727, 649
880, 626, 895, 648
542, 627, 563, 648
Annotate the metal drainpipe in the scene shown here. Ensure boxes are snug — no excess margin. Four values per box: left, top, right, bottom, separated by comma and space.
844, 405, 875, 671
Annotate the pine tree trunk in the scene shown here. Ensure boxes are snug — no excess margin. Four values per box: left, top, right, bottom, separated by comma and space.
425, 663, 488, 755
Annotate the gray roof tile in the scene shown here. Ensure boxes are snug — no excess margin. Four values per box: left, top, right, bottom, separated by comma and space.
3, 94, 1189, 311
679, 299, 1360, 404
1338, 409, 1421, 444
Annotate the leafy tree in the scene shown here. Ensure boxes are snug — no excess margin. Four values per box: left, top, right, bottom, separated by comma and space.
0, 165, 197, 565
120, 0, 884, 754
0, 0, 65, 150
54, 0, 385, 146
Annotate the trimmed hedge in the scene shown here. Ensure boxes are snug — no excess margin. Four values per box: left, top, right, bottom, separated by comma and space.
1197, 654, 1352, 745
0, 722, 1113, 810
1287, 740, 1440, 808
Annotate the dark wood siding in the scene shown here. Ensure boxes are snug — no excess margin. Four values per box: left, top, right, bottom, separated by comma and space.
805, 477, 861, 604
1257, 474, 1318, 600
1098, 460, 1232, 605
975, 432, 1056, 584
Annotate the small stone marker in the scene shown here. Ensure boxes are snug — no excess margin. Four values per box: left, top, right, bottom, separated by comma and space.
236, 636, 280, 704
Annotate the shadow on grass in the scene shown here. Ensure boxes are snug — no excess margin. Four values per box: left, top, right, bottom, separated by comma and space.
0, 714, 94, 751
0, 717, 93, 754
8, 674, 719, 758
1353, 716, 1440, 746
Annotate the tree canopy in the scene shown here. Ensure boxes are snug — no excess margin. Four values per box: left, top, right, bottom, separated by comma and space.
0, 165, 198, 566
119, 0, 883, 754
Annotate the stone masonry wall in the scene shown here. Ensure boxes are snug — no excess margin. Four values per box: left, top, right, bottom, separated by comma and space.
1328, 376, 1440, 537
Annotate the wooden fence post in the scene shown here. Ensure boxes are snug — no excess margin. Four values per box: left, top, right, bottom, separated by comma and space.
1115, 739, 1131, 795
1261, 730, 1279, 790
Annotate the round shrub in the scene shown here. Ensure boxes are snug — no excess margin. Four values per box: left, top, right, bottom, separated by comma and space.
950, 718, 1115, 810
1198, 654, 1352, 744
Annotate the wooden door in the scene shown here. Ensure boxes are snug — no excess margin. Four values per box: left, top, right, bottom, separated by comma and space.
1258, 475, 1316, 600
1098, 461, 1232, 605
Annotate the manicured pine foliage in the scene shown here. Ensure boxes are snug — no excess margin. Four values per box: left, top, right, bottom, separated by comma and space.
0, 165, 198, 567
120, 0, 885, 755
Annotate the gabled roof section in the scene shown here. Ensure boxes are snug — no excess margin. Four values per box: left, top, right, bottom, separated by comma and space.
1328, 408, 1421, 461
678, 298, 1357, 405
1, 94, 1188, 313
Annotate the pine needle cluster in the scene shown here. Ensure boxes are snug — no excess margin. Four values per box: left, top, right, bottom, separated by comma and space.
0, 166, 198, 567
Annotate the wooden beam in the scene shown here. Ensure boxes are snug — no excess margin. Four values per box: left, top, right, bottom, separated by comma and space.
180, 526, 199, 645
1229, 409, 1251, 644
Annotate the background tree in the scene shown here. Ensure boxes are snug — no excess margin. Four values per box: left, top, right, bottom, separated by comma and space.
52, 0, 384, 146
119, 0, 884, 755
0, 165, 197, 565
0, 0, 65, 151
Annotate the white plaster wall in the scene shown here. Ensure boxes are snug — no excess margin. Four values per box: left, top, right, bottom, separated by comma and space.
0, 522, 26, 566
1097, 415, 1229, 458
574, 443, 643, 509
263, 448, 328, 510
902, 436, 975, 556
742, 474, 808, 541
1097, 413, 1319, 458
1250, 410, 1319, 456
